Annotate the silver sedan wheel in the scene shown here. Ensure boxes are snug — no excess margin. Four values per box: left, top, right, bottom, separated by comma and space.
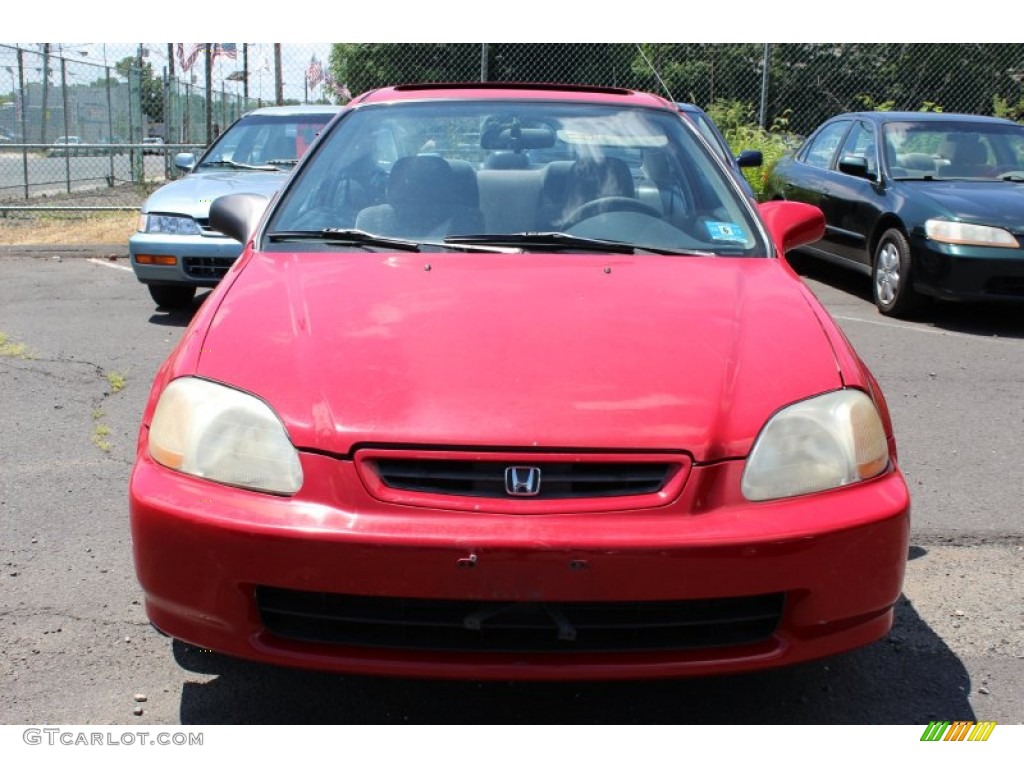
875, 240, 900, 306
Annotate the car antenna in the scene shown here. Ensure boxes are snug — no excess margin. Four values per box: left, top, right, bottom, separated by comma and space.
635, 45, 676, 103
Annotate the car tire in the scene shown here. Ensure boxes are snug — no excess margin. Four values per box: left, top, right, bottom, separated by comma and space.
148, 284, 196, 310
872, 228, 926, 318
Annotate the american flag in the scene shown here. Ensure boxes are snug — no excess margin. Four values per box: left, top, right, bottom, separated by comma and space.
324, 73, 352, 102
212, 43, 237, 63
306, 56, 324, 89
176, 43, 203, 72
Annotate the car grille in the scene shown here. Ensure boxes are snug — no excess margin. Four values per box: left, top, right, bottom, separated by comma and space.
256, 587, 785, 653
370, 458, 674, 499
182, 255, 235, 279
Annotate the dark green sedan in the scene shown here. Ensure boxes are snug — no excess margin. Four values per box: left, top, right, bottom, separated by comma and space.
766, 111, 1024, 317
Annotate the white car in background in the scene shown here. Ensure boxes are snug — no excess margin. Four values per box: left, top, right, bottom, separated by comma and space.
129, 105, 341, 309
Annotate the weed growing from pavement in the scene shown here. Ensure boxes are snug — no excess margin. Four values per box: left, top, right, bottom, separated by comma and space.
106, 371, 126, 393
0, 331, 32, 359
90, 373, 126, 453
91, 424, 112, 452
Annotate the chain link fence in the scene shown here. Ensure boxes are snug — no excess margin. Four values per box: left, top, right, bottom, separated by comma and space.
2, 43, 1023, 212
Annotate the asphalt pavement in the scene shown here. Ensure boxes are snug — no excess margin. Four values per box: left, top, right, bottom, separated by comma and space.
0, 247, 1021, 725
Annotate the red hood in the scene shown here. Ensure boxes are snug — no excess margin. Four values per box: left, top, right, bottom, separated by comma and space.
195, 251, 841, 461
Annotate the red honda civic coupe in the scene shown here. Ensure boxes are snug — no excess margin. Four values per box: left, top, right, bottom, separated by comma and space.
129, 83, 910, 681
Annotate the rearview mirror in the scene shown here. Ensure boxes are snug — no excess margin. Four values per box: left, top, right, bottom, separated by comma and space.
209, 193, 269, 244
481, 126, 556, 150
174, 152, 197, 172
838, 154, 873, 180
736, 149, 763, 168
758, 200, 825, 254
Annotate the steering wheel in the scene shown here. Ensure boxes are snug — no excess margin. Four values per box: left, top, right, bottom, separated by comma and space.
561, 196, 662, 228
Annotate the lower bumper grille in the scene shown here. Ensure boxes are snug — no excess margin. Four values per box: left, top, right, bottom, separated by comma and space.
183, 255, 234, 279
984, 275, 1024, 297
256, 587, 784, 653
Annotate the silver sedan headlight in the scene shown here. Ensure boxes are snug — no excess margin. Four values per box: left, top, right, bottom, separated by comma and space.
741, 389, 889, 501
138, 213, 202, 236
148, 377, 303, 495
925, 219, 1019, 248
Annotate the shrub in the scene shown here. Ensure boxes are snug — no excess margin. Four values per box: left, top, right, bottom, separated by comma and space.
705, 100, 800, 201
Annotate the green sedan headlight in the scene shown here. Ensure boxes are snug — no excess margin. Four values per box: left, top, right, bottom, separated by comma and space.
741, 389, 889, 502
148, 377, 303, 495
140, 213, 202, 236
925, 219, 1019, 248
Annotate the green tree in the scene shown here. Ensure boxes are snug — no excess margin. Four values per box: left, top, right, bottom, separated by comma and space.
328, 43, 637, 99
114, 56, 163, 122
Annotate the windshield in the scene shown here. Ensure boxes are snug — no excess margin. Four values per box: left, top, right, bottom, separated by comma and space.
266, 100, 767, 256
884, 120, 1024, 180
198, 112, 335, 169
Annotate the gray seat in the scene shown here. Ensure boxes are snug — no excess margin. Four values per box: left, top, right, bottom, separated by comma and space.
485, 151, 530, 169
938, 135, 991, 178
355, 155, 484, 238
260, 131, 297, 162
539, 156, 635, 228
642, 150, 687, 221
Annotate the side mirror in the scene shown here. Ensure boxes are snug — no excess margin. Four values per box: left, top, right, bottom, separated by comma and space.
209, 193, 269, 244
758, 200, 825, 254
838, 154, 873, 180
736, 149, 763, 168
174, 152, 197, 172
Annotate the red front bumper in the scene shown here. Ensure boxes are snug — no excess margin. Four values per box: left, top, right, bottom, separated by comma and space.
129, 448, 910, 681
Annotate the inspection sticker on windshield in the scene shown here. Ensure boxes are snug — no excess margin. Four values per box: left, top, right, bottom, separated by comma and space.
705, 221, 747, 243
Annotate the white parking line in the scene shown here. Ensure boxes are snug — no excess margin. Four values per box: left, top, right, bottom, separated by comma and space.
831, 314, 1009, 343
86, 257, 133, 273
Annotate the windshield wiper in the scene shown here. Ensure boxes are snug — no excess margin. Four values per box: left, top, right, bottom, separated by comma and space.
266, 228, 520, 253
263, 158, 298, 167
445, 231, 697, 255
199, 159, 281, 171
266, 228, 423, 251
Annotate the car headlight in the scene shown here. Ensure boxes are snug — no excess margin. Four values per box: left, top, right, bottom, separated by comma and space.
148, 377, 303, 495
741, 389, 889, 502
139, 213, 202, 236
925, 219, 1019, 248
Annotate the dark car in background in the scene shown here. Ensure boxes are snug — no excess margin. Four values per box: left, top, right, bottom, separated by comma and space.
677, 103, 762, 197
129, 105, 341, 309
766, 111, 1024, 317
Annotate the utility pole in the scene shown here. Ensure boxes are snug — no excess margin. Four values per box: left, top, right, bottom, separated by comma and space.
243, 44, 249, 102
40, 43, 50, 144
274, 44, 283, 105
758, 43, 772, 130
205, 44, 213, 142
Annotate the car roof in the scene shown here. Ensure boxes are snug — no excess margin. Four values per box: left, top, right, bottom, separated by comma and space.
241, 104, 344, 118
831, 111, 1018, 125
676, 102, 709, 116
351, 82, 675, 110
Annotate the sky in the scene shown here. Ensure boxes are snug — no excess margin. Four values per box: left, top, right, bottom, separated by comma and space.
46, 42, 333, 103
6, 43, 336, 104
4, 2, 1016, 47
3, 1, 1014, 104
